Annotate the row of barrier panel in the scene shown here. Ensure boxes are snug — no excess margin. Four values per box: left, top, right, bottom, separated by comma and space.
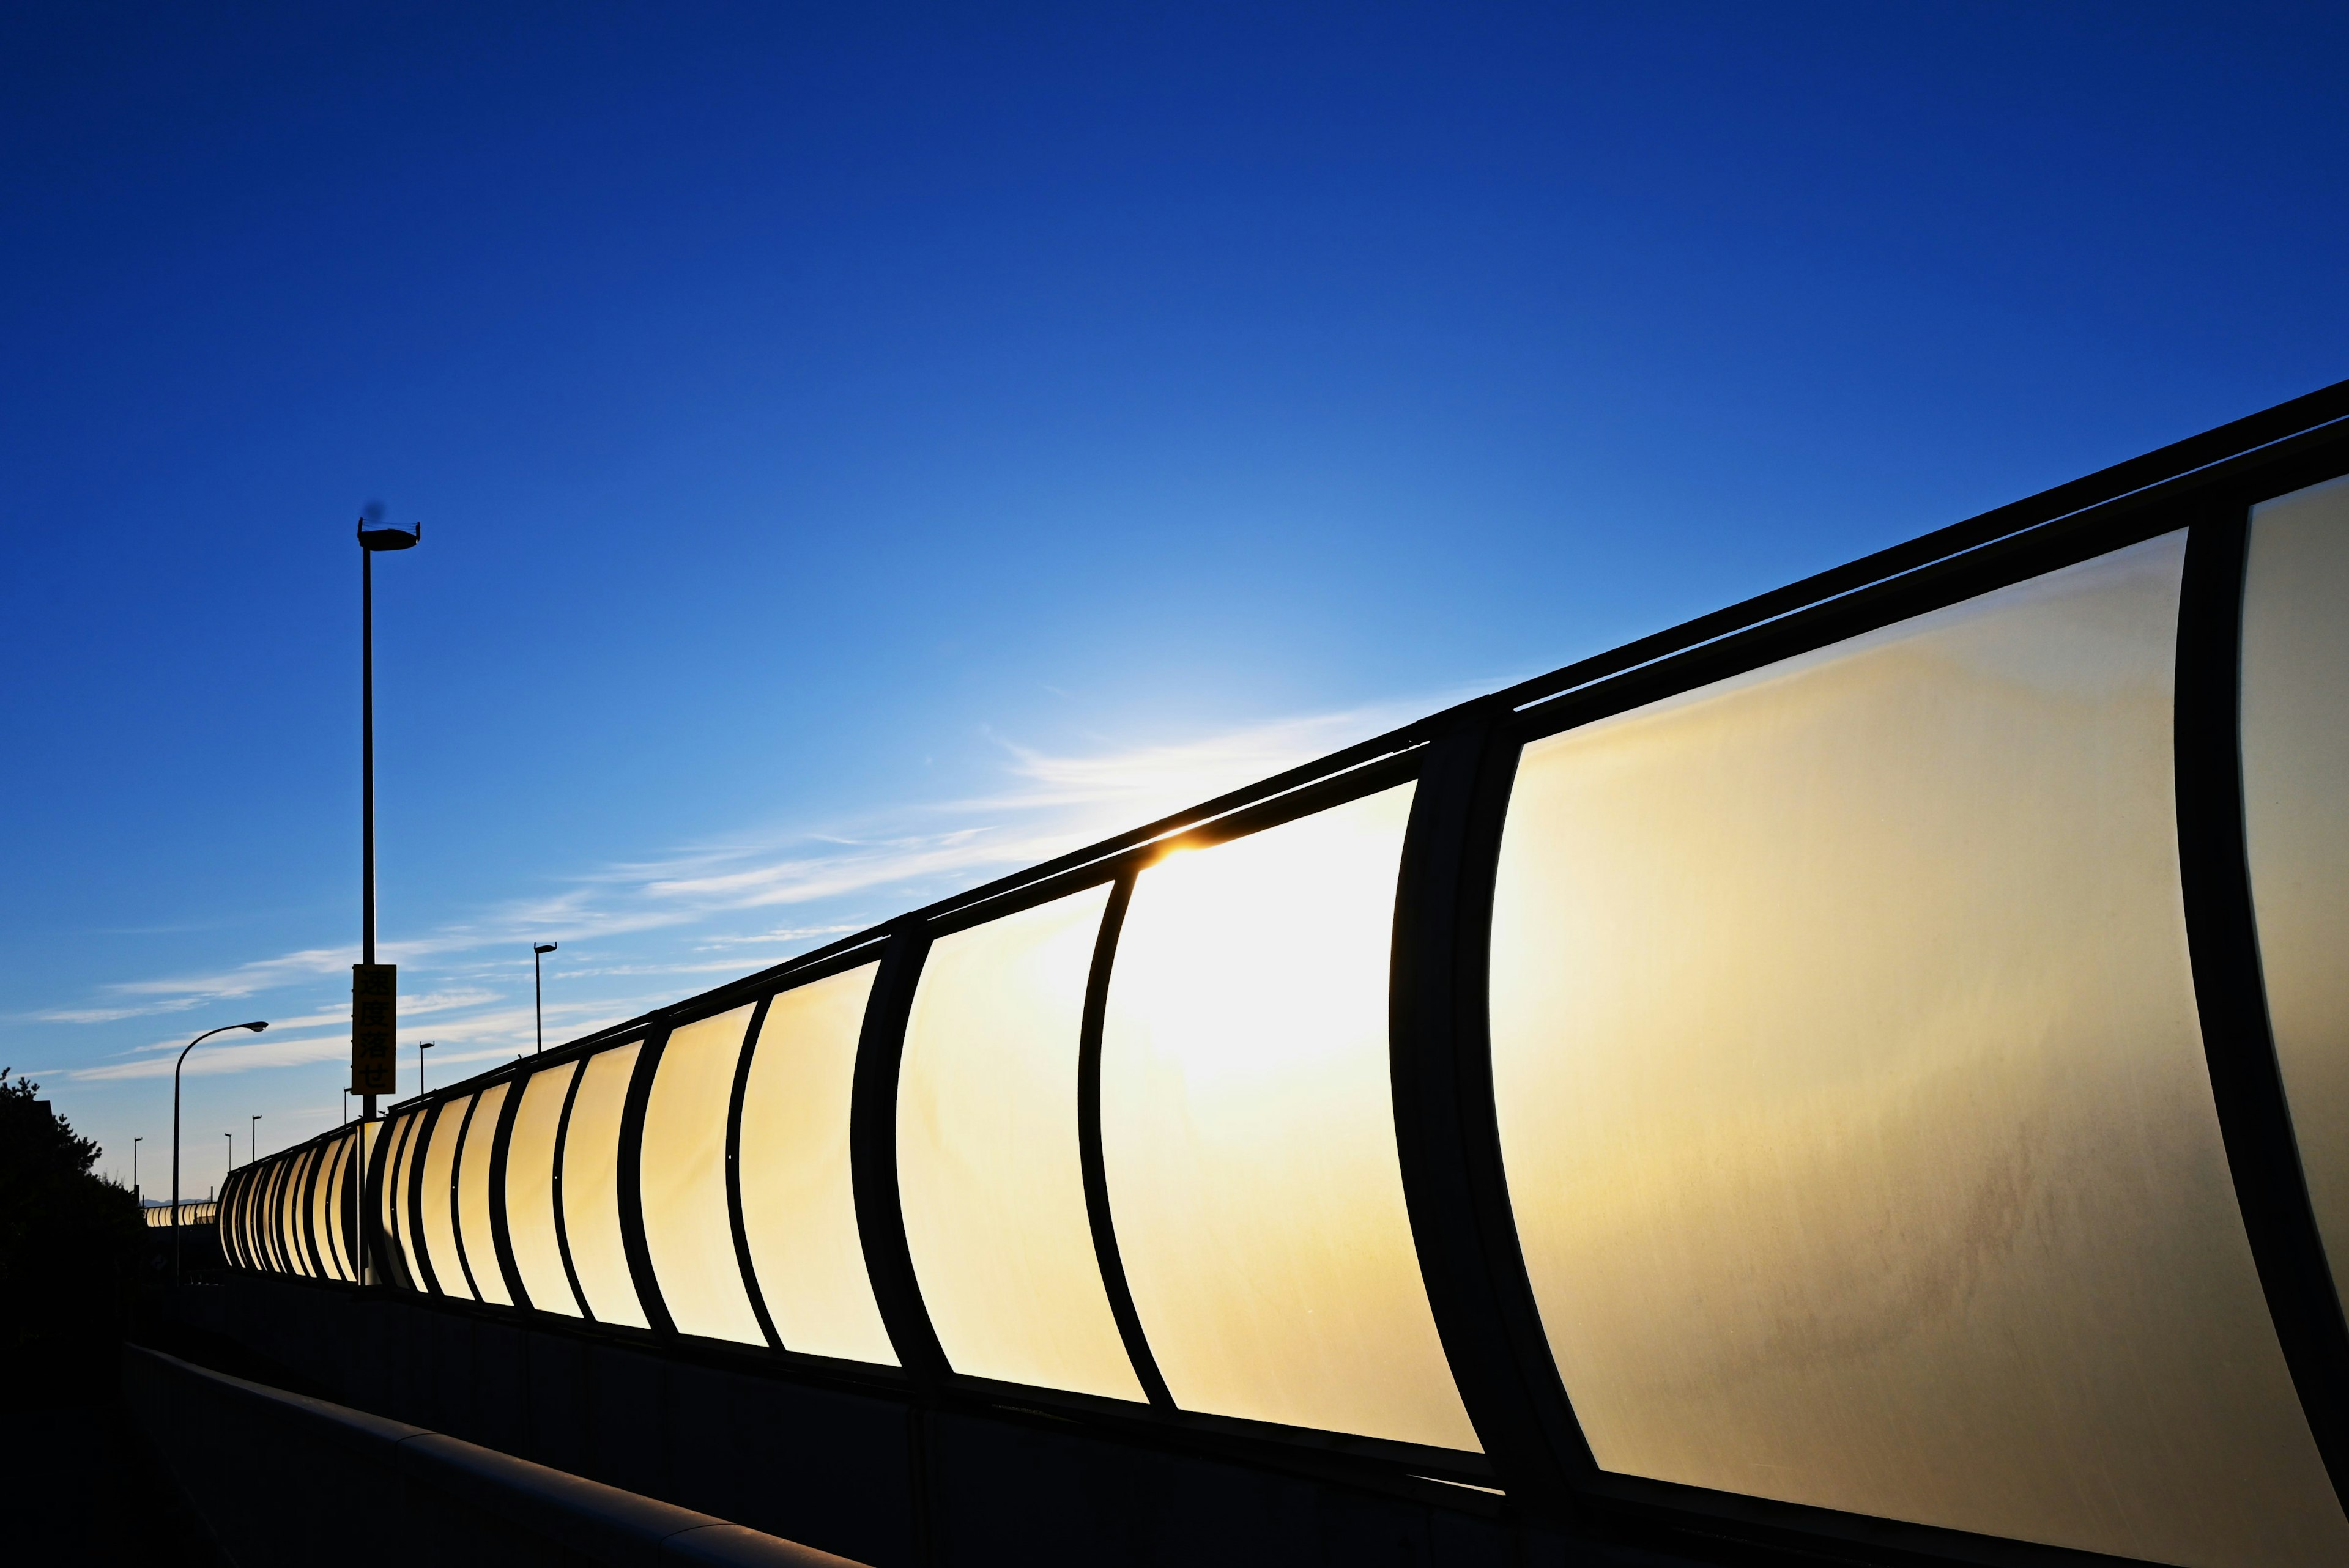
220, 451, 2349, 1568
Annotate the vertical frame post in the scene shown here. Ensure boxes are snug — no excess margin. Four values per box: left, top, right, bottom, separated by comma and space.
1389, 714, 1597, 1515
851, 925, 949, 1379
1075, 873, 1173, 1408
618, 1027, 677, 1336
725, 994, 785, 1351
488, 1068, 531, 1310
2175, 508, 2349, 1505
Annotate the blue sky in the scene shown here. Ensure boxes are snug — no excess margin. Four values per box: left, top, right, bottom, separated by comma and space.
4, 2, 2345, 1197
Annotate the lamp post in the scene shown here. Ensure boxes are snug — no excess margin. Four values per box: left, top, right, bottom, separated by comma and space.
132, 1137, 141, 1206
223, 1131, 232, 1180
533, 943, 557, 1054
418, 1040, 434, 1095
251, 1114, 261, 1166
357, 515, 420, 1285
174, 1021, 267, 1282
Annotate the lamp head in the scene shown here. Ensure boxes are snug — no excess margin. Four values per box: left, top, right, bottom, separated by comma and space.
420, 1040, 435, 1050
242, 1021, 267, 1032
535, 943, 557, 955
357, 512, 421, 552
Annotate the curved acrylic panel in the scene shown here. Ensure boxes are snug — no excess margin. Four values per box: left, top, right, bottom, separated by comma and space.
2244, 474, 2349, 1303
285, 1147, 317, 1276
382, 1111, 423, 1289
344, 1121, 379, 1282
561, 1043, 648, 1328
737, 963, 895, 1364
418, 1096, 472, 1296
254, 1161, 278, 1271
278, 1151, 303, 1273
1488, 534, 2345, 1566
641, 1004, 763, 1345
899, 882, 1142, 1399
458, 1081, 513, 1306
228, 1171, 250, 1267
275, 1154, 300, 1273
1100, 783, 1480, 1451
314, 1135, 348, 1281
506, 1061, 582, 1316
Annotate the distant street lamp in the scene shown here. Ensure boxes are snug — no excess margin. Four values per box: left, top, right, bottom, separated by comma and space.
223, 1131, 232, 1178
174, 1021, 267, 1282
418, 1040, 435, 1095
533, 943, 558, 1054
132, 1137, 141, 1205
250, 1114, 261, 1166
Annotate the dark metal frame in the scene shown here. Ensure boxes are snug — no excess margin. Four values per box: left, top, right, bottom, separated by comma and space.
405, 1100, 445, 1296
487, 1073, 530, 1308
218, 381, 2349, 1568
723, 940, 896, 1367
447, 1092, 486, 1301
617, 1026, 677, 1336
2176, 509, 2349, 1500
724, 993, 783, 1350
1077, 872, 1173, 1410
549, 1052, 593, 1320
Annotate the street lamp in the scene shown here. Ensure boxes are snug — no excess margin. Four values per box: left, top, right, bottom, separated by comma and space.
250, 1114, 261, 1167
223, 1132, 232, 1180
533, 943, 557, 1054
174, 1021, 266, 1283
418, 1040, 435, 1095
356, 512, 421, 1286
132, 1137, 141, 1205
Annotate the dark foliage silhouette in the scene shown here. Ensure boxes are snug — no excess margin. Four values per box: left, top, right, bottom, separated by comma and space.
0, 1069, 141, 1401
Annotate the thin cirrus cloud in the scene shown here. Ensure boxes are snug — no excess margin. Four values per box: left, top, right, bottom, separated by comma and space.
39, 698, 1444, 1082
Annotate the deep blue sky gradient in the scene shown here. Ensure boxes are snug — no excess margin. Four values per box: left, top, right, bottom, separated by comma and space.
6, 2, 2345, 1188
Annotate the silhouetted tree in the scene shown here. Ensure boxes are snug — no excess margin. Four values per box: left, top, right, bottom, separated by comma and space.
0, 1070, 143, 1402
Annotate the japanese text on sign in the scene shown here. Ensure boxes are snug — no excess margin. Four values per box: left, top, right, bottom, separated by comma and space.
351, 963, 398, 1095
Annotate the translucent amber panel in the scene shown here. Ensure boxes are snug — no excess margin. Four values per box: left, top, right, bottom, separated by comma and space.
418, 1096, 471, 1296
458, 1081, 513, 1306
292, 1148, 321, 1276
899, 884, 1141, 1399
313, 1136, 347, 1281
384, 1112, 424, 1289
238, 1167, 261, 1269
332, 1134, 358, 1280
281, 1150, 313, 1275
507, 1062, 582, 1316
347, 1121, 380, 1282
562, 1043, 648, 1328
261, 1156, 286, 1272
642, 1004, 762, 1344
738, 963, 895, 1364
279, 1155, 303, 1273
2244, 475, 2349, 1301
1101, 785, 1479, 1450
1489, 534, 2345, 1566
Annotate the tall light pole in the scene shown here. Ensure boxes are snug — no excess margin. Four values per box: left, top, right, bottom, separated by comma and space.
174, 1021, 267, 1283
533, 943, 557, 1053
357, 514, 420, 1285
418, 1040, 434, 1095
132, 1137, 141, 1205
223, 1131, 232, 1176
251, 1114, 261, 1166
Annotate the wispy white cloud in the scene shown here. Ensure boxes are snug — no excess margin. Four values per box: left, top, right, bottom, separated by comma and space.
37, 698, 1444, 1086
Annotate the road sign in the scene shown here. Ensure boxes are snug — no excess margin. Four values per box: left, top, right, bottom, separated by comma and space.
351, 964, 398, 1095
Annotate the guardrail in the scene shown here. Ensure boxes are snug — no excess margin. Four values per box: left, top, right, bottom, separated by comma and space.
210, 383, 2349, 1568
122, 1344, 864, 1567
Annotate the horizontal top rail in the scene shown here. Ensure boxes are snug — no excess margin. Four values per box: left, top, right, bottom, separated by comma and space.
393, 374, 2349, 1096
